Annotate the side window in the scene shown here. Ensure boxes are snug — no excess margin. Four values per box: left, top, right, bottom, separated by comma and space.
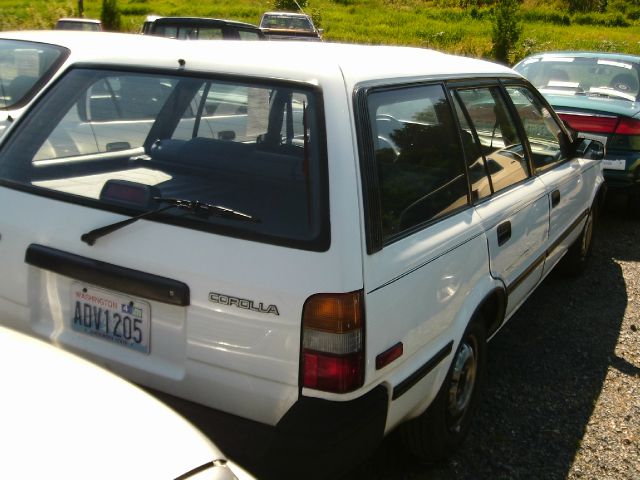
454, 87, 530, 196
172, 83, 269, 142
238, 30, 261, 40
198, 28, 224, 40
368, 84, 468, 240
451, 94, 492, 202
34, 73, 174, 160
505, 86, 565, 172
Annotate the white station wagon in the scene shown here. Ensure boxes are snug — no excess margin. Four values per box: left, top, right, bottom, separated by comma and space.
0, 38, 604, 477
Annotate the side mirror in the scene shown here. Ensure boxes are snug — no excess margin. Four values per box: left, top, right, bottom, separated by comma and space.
574, 137, 605, 160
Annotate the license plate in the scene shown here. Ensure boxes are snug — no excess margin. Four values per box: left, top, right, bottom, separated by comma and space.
602, 159, 626, 171
71, 283, 151, 354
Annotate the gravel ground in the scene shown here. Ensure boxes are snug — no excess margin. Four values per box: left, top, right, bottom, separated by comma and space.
346, 200, 640, 479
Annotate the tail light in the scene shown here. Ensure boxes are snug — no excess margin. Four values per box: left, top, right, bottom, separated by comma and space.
301, 290, 364, 393
559, 113, 640, 152
559, 112, 640, 136
558, 112, 619, 133
613, 117, 640, 135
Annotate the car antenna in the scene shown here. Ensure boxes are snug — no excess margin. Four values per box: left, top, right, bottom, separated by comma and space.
293, 0, 306, 14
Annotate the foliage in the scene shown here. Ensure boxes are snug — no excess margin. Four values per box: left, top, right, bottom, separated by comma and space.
272, 0, 308, 10
0, 1, 75, 30
567, 0, 608, 12
574, 12, 630, 26
491, 0, 523, 64
101, 0, 121, 31
4, 0, 640, 60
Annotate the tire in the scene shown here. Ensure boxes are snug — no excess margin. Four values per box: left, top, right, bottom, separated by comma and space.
560, 204, 596, 277
401, 314, 487, 462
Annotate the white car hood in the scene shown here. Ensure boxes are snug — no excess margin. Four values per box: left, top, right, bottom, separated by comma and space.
0, 326, 228, 479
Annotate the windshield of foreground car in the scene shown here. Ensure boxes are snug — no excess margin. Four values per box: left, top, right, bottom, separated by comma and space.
514, 56, 640, 102
0, 68, 329, 251
0, 39, 69, 109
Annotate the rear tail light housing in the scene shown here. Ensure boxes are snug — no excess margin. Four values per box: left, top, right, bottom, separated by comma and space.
558, 112, 619, 134
558, 113, 640, 152
301, 290, 364, 393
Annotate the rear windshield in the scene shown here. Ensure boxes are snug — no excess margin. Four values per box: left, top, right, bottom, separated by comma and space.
0, 68, 329, 250
261, 15, 313, 31
515, 56, 640, 101
0, 39, 69, 109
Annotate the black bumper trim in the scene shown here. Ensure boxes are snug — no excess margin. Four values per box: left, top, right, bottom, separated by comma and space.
25, 244, 190, 306
392, 341, 454, 400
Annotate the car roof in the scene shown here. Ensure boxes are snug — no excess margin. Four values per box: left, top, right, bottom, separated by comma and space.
261, 11, 311, 17
151, 16, 260, 29
56, 17, 101, 23
519, 51, 640, 64
0, 30, 180, 58
0, 32, 516, 88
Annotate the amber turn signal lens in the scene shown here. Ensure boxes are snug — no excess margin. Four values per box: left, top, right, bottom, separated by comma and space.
302, 291, 363, 333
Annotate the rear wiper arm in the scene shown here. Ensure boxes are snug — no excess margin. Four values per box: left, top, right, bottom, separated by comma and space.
81, 197, 259, 246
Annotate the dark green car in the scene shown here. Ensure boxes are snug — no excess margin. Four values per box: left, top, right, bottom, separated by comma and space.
514, 52, 640, 207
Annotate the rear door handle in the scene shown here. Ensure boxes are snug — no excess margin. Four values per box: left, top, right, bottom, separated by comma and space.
551, 189, 561, 208
497, 221, 511, 246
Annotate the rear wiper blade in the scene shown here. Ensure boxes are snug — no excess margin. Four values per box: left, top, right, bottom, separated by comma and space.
81, 197, 259, 246
154, 197, 258, 221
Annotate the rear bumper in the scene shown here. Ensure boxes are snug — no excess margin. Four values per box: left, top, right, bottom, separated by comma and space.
151, 385, 389, 479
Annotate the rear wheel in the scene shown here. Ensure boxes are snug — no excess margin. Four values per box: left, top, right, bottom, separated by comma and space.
401, 315, 487, 462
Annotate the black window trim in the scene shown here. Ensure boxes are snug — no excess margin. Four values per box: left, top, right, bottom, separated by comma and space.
0, 63, 331, 252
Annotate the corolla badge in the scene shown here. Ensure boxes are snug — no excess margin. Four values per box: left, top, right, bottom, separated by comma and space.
209, 291, 280, 316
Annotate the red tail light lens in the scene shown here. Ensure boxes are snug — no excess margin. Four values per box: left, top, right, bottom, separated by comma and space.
614, 117, 640, 135
301, 291, 364, 393
558, 112, 619, 134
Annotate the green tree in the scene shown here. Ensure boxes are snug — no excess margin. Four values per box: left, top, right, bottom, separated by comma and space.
491, 0, 522, 65
273, 0, 309, 10
101, 0, 121, 31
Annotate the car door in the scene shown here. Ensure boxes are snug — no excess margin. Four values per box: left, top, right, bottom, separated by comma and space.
503, 84, 591, 276
451, 83, 550, 318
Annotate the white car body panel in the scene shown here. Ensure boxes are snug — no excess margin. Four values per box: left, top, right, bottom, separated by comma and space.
0, 325, 251, 480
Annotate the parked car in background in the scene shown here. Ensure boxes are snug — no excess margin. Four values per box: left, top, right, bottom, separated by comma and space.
0, 34, 69, 139
54, 17, 102, 31
141, 16, 265, 40
0, 325, 252, 479
0, 40, 604, 478
514, 52, 640, 209
0, 31, 178, 140
259, 11, 322, 40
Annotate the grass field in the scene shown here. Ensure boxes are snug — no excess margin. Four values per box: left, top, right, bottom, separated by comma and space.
2, 0, 640, 63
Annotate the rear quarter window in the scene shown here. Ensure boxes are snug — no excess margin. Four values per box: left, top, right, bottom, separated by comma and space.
366, 84, 468, 241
